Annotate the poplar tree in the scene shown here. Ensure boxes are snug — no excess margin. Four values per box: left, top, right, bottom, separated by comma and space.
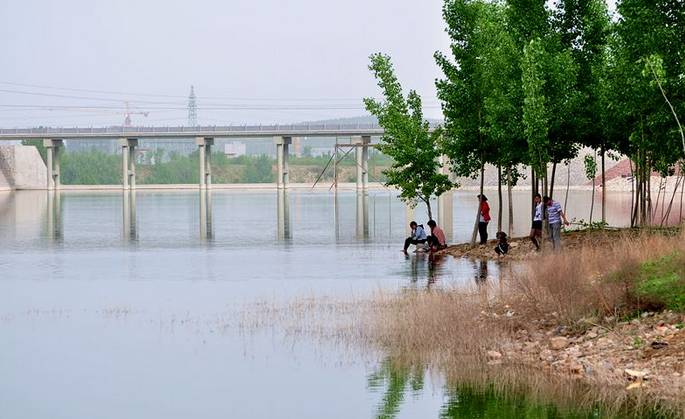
364, 53, 453, 221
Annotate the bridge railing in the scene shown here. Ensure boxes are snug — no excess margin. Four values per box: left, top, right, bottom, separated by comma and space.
0, 122, 392, 136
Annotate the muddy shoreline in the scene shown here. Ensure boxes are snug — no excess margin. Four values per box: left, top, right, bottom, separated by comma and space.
438, 227, 675, 261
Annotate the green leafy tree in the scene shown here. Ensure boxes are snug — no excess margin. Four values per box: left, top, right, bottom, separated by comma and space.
609, 0, 685, 225
436, 0, 505, 243
522, 38, 550, 182
553, 0, 611, 220
364, 53, 452, 220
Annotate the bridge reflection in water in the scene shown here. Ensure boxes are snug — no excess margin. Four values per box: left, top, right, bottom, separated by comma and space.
39, 189, 456, 245
122, 190, 137, 242
46, 191, 62, 242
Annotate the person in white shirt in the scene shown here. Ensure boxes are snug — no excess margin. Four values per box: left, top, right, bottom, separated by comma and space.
529, 193, 543, 251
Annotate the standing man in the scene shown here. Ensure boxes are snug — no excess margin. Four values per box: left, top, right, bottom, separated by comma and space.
477, 194, 491, 245
403, 221, 427, 254
543, 196, 570, 250
530, 193, 543, 251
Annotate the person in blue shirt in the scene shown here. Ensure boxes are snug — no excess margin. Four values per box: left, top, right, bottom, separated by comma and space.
403, 221, 427, 254
543, 196, 570, 250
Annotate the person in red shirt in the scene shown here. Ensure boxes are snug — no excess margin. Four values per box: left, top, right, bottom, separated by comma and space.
426, 220, 447, 251
477, 194, 491, 245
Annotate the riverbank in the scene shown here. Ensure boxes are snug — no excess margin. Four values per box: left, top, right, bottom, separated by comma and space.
250, 229, 685, 416
439, 227, 679, 261
386, 230, 685, 416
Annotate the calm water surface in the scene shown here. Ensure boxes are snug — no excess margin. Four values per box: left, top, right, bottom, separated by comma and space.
0, 189, 635, 418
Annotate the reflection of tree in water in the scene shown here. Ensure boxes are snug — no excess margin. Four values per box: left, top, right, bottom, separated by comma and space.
427, 253, 445, 288
367, 358, 425, 419
407, 253, 446, 288
408, 254, 422, 284
368, 359, 651, 418
439, 386, 578, 419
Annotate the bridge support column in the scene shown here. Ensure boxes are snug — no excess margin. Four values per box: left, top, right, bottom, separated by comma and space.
119, 138, 138, 190
196, 137, 214, 189
43, 139, 63, 190
274, 136, 291, 189
352, 136, 371, 191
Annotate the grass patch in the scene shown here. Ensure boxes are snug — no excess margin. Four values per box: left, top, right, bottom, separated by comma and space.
635, 251, 685, 311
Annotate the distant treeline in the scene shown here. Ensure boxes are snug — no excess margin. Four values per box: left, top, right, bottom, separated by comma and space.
21, 140, 390, 184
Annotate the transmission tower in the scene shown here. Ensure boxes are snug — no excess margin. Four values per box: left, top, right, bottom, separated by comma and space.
187, 85, 197, 126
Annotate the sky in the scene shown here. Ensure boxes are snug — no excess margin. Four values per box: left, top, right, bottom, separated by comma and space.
0, 0, 450, 127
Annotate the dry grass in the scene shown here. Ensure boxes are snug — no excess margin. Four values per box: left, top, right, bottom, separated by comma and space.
506, 231, 684, 327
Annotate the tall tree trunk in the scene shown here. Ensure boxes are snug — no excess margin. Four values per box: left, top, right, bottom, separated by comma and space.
647, 168, 652, 225
564, 162, 570, 214
425, 198, 433, 222
531, 167, 537, 219
471, 162, 485, 246
590, 150, 596, 223
497, 165, 503, 232
589, 180, 595, 223
630, 158, 636, 228
661, 174, 681, 226
678, 163, 685, 223
507, 167, 514, 237
601, 146, 606, 224
641, 157, 647, 225
549, 162, 557, 199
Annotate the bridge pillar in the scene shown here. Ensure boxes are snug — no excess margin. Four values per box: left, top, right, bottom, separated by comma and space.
196, 137, 214, 189
43, 139, 63, 191
119, 138, 138, 190
274, 136, 292, 189
352, 136, 371, 191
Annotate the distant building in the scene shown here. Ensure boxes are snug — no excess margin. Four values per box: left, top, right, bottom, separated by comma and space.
309, 147, 334, 157
224, 142, 247, 157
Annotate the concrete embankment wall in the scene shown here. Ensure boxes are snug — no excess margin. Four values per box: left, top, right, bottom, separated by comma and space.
0, 145, 46, 190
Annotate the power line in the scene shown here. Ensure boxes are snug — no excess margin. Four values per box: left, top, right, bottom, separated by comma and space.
0, 81, 440, 103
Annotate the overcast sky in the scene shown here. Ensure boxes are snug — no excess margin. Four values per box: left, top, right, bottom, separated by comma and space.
0, 0, 450, 127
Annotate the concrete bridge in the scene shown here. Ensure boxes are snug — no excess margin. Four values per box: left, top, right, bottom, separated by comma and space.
0, 123, 403, 191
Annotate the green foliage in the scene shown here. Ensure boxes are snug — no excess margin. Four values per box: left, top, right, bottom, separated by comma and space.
60, 150, 121, 185
243, 155, 274, 183
436, 0, 503, 179
522, 38, 550, 174
635, 251, 685, 312
574, 219, 608, 230
364, 53, 452, 219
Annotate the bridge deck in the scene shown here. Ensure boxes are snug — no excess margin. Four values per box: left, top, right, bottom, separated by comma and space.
0, 124, 394, 140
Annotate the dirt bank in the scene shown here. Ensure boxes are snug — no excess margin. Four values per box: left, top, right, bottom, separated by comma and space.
486, 306, 685, 407
439, 227, 677, 261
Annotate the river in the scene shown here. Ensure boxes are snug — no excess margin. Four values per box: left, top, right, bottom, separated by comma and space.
0, 189, 651, 418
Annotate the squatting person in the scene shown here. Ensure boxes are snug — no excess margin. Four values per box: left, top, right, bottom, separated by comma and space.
403, 221, 427, 254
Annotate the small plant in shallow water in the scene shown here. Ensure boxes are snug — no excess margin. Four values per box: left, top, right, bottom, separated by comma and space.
573, 219, 609, 230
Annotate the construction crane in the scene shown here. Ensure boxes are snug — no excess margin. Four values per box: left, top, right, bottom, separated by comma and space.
123, 101, 149, 127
